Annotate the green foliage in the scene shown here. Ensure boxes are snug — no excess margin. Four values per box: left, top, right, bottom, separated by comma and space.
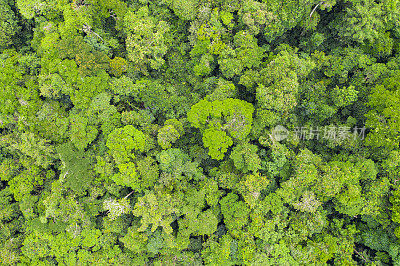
332, 0, 386, 44
186, 99, 213, 128
187, 98, 254, 159
109, 57, 127, 77
331, 85, 359, 108
157, 148, 203, 182
0, 0, 20, 49
2, 132, 55, 168
1, 1, 399, 264
109, 75, 139, 101
220, 192, 251, 238
239, 0, 311, 41
124, 6, 171, 72
103, 198, 131, 221
243, 172, 270, 207
256, 47, 315, 117
202, 128, 233, 160
111, 162, 138, 188
218, 31, 265, 79
87, 92, 121, 136
230, 141, 261, 173
206, 78, 238, 102
106, 125, 146, 164
0, 158, 47, 202
157, 119, 184, 149
56, 142, 94, 193
132, 190, 180, 234
135, 156, 159, 190
120, 224, 148, 254
68, 113, 98, 151
169, 0, 198, 20
202, 234, 238, 265
133, 78, 192, 118
365, 67, 400, 150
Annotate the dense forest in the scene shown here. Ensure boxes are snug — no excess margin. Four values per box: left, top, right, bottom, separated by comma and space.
1, 0, 400, 264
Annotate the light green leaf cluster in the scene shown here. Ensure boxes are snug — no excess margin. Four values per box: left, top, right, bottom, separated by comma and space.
187, 98, 254, 160
157, 119, 184, 149
69, 114, 98, 151
132, 191, 181, 234
124, 6, 171, 72
103, 198, 131, 221
230, 141, 261, 173
106, 125, 145, 164
202, 128, 232, 160
331, 85, 359, 107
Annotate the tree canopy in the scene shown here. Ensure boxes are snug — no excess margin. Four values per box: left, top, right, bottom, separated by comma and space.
1, 0, 400, 264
